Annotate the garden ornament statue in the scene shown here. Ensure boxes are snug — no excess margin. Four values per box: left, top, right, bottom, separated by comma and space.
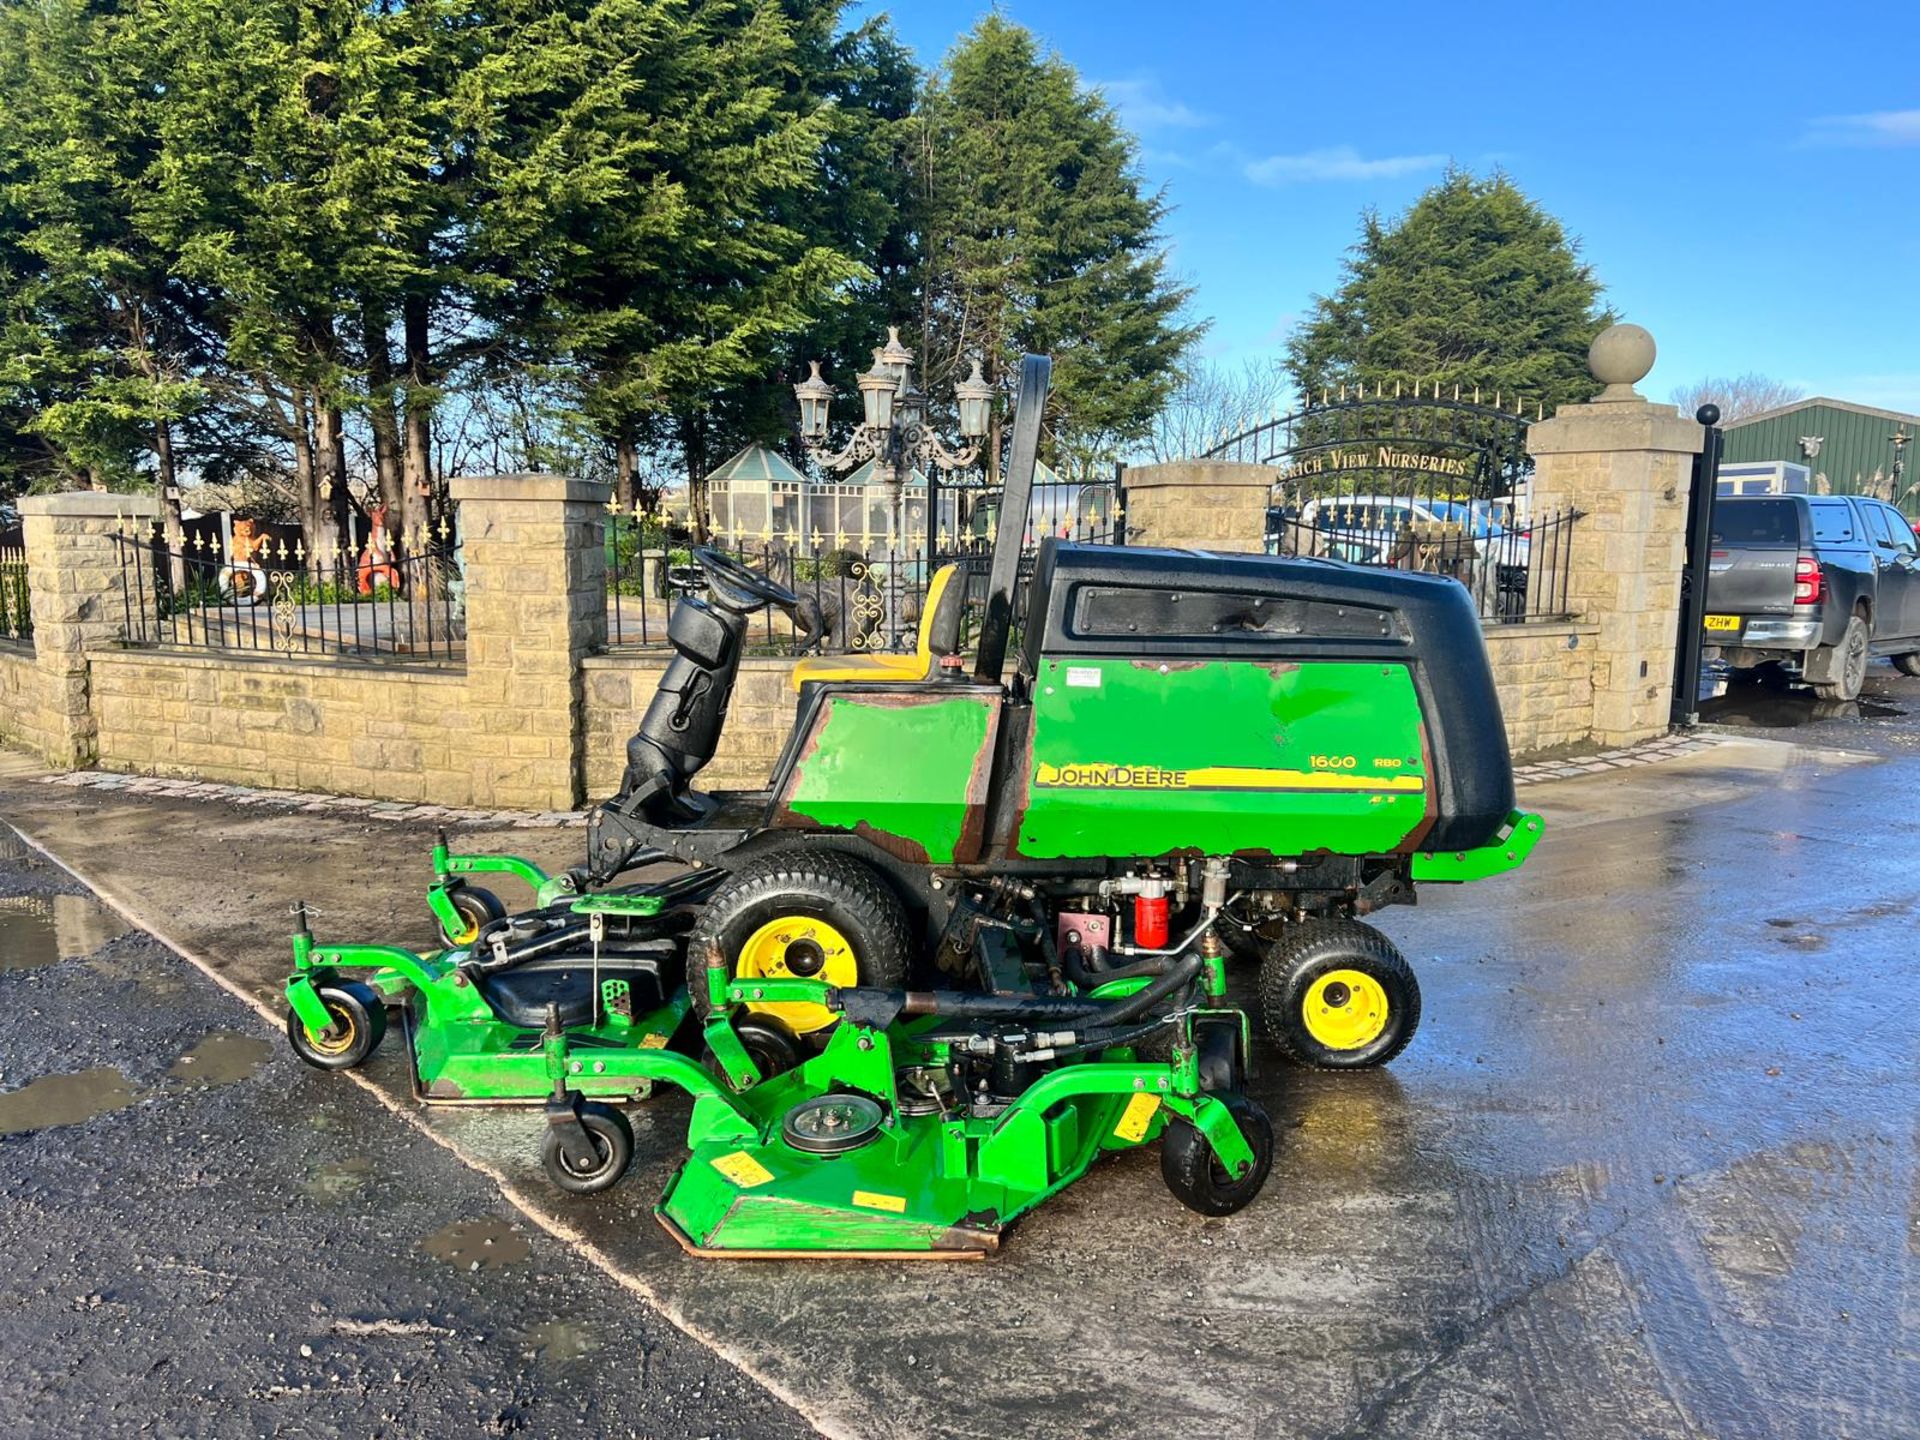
357, 503, 402, 596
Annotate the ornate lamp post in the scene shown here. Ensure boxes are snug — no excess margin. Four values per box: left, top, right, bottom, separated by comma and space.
794, 328, 993, 646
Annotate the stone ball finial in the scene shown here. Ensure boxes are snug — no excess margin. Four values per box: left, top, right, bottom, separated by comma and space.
1588, 323, 1655, 401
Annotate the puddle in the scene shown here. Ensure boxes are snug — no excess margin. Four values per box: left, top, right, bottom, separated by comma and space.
0, 892, 132, 971
421, 1217, 530, 1271
167, 1032, 273, 1087
522, 1319, 600, 1366
1698, 684, 1904, 729
0, 1067, 138, 1135
302, 1155, 375, 1204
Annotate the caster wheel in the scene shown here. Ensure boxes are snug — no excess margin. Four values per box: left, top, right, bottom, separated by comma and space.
1258, 919, 1420, 1069
1161, 1095, 1274, 1217
442, 886, 505, 946
286, 982, 388, 1070
542, 1103, 634, 1195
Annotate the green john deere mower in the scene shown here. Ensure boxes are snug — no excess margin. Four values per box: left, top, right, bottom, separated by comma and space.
284, 354, 1540, 1258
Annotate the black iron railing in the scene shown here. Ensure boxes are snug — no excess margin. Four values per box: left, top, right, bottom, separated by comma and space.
1265, 503, 1581, 624
0, 545, 29, 644
114, 528, 462, 660
604, 535, 1005, 655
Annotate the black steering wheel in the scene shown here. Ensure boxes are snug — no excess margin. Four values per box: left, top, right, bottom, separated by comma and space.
691, 545, 801, 613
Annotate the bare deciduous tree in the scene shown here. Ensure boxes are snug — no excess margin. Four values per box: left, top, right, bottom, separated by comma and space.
1145, 359, 1293, 463
1669, 374, 1806, 424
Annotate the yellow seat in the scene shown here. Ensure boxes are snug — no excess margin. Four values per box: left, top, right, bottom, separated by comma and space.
791, 563, 966, 691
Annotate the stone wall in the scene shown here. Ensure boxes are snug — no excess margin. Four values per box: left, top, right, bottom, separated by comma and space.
89, 650, 471, 801
1121, 461, 1273, 552
18, 491, 160, 767
0, 644, 45, 756
1481, 621, 1601, 755
0, 480, 611, 811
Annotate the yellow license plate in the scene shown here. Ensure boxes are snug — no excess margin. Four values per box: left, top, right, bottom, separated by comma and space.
1703, 614, 1740, 632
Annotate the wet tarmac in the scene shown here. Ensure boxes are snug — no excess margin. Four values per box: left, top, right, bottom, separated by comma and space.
0, 843, 814, 1438
1698, 658, 1920, 757
3, 672, 1919, 1438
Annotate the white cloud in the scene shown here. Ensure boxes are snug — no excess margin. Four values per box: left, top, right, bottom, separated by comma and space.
1803, 109, 1920, 147
1096, 76, 1213, 133
1244, 145, 1448, 185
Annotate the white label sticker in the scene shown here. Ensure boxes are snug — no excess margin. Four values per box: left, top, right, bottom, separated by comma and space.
1065, 666, 1102, 689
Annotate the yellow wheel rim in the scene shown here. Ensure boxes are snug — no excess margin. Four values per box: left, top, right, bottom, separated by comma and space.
734, 915, 858, 1034
450, 915, 480, 945
309, 1004, 358, 1056
1302, 969, 1390, 1051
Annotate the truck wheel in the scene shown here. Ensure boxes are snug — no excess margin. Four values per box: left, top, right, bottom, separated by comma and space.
1258, 919, 1420, 1069
1893, 652, 1920, 678
1811, 614, 1869, 701
688, 849, 911, 1035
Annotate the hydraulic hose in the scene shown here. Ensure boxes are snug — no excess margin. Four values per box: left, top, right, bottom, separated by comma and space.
1087, 948, 1204, 1027
884, 948, 1204, 1026
1060, 937, 1177, 988
1026, 1016, 1173, 1062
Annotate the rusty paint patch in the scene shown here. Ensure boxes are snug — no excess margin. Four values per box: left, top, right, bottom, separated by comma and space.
1129, 659, 1208, 672
850, 820, 932, 866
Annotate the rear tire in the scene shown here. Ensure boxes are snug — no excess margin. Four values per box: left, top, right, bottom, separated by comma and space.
1811, 614, 1869, 701
1892, 651, 1920, 678
1258, 919, 1420, 1069
688, 849, 911, 1034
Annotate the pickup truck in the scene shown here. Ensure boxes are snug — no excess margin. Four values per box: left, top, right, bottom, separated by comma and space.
1703, 494, 1920, 700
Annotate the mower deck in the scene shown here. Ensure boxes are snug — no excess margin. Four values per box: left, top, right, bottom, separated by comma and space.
400, 994, 689, 1105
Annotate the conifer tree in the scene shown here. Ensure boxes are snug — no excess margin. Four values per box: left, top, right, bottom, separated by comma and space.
912, 16, 1200, 482
1286, 169, 1613, 414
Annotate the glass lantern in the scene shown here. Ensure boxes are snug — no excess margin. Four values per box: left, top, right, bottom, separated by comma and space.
793, 360, 834, 442
858, 350, 897, 432
954, 358, 993, 440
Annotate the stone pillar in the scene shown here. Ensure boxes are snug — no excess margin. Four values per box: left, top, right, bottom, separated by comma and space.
1525, 325, 1702, 747
451, 475, 611, 811
1121, 461, 1271, 553
16, 491, 161, 767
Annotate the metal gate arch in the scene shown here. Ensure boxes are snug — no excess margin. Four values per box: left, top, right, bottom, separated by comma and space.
1200, 385, 1576, 623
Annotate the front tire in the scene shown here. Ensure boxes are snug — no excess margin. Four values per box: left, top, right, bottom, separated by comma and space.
1161, 1095, 1274, 1217
1258, 919, 1421, 1069
688, 849, 911, 1036
541, 1103, 634, 1195
1811, 614, 1869, 701
286, 982, 388, 1070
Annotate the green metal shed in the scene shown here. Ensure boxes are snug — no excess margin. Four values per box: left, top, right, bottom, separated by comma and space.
1721, 398, 1917, 516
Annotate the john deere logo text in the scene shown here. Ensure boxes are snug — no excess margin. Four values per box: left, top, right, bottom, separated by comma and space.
1035, 762, 1189, 789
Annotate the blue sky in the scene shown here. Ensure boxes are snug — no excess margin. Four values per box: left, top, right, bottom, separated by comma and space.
870, 0, 1920, 412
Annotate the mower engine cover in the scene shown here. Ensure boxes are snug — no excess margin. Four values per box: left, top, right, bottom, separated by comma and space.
767, 541, 1514, 867
1008, 542, 1514, 861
